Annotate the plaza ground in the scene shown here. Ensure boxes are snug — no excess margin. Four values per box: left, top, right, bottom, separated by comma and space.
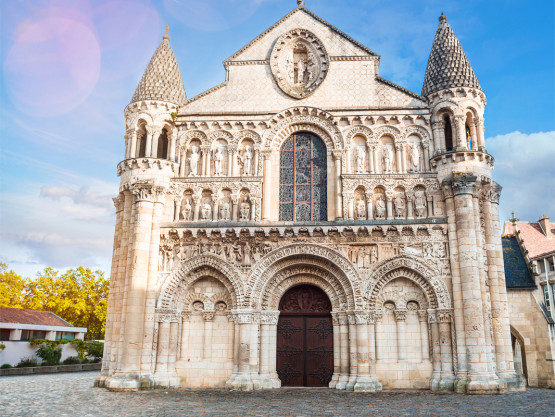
0, 372, 554, 416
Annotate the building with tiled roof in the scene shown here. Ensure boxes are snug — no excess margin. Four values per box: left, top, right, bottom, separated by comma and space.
0, 307, 87, 367
501, 214, 555, 388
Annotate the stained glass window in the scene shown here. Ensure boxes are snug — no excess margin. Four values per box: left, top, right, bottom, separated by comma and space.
279, 133, 327, 221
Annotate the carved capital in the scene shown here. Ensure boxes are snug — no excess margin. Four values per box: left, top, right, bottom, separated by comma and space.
131, 181, 154, 202
427, 309, 437, 324
394, 309, 407, 321
332, 149, 343, 161
437, 309, 453, 323
260, 310, 280, 325
202, 311, 215, 321
260, 150, 272, 160
374, 310, 384, 323
444, 172, 477, 196
417, 310, 428, 322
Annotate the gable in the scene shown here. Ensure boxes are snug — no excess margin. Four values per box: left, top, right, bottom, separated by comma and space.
226, 7, 378, 62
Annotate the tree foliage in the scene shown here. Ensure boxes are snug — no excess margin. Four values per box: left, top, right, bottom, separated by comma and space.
0, 264, 109, 340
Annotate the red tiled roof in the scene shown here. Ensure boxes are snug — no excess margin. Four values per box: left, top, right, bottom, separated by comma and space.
0, 307, 73, 327
502, 221, 555, 259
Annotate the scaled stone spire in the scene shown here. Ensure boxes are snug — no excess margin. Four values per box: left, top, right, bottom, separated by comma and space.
421, 13, 481, 97
130, 27, 186, 105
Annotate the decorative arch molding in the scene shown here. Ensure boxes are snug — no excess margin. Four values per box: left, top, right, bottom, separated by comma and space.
373, 125, 402, 141
130, 113, 154, 129
365, 255, 451, 310
263, 107, 343, 150
344, 125, 375, 145
157, 254, 245, 309
234, 129, 262, 146
208, 130, 234, 145
430, 100, 464, 121
248, 243, 361, 309
403, 125, 432, 144
180, 130, 208, 148
262, 273, 343, 311
375, 285, 428, 310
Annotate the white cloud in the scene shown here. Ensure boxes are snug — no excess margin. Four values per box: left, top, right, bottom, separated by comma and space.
487, 131, 555, 223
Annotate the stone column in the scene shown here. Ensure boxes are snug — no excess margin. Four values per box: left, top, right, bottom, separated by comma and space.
449, 173, 499, 393
227, 148, 234, 176
346, 313, 358, 391
250, 198, 258, 221
422, 142, 431, 171
169, 129, 177, 162
418, 310, 430, 362
368, 145, 375, 173
151, 130, 160, 158
395, 144, 402, 173
126, 129, 135, 159
354, 312, 381, 392
453, 116, 466, 150
332, 150, 344, 220
227, 310, 257, 391
153, 309, 180, 388
179, 149, 186, 177
374, 311, 384, 362
431, 122, 441, 155
373, 146, 380, 173
406, 190, 414, 220
145, 126, 155, 157
346, 195, 354, 220
261, 151, 272, 221
206, 148, 212, 176
336, 313, 350, 390
105, 183, 162, 391
329, 312, 341, 388
400, 144, 407, 173
385, 190, 394, 219
212, 197, 219, 221
254, 149, 260, 176
225, 313, 240, 388
192, 196, 200, 221
258, 311, 280, 389
180, 312, 191, 360
482, 184, 524, 391
476, 118, 485, 151
428, 310, 441, 391
394, 310, 407, 362
200, 147, 207, 176
437, 309, 455, 391
173, 197, 181, 222
438, 121, 446, 153
366, 195, 373, 220
231, 196, 239, 222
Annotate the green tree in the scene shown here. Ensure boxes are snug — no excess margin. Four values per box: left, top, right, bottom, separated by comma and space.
0, 264, 109, 340
0, 263, 26, 308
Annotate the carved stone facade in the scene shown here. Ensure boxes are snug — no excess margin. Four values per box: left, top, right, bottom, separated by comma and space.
97, 5, 524, 395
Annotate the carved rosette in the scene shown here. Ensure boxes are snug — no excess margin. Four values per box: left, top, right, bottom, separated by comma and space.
270, 28, 329, 99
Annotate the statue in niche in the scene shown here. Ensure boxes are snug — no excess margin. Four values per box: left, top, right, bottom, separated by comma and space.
375, 194, 386, 219
370, 246, 378, 264
383, 146, 393, 174
182, 198, 192, 221
394, 193, 406, 218
231, 243, 242, 263
414, 190, 427, 218
220, 201, 231, 221
189, 146, 200, 177
239, 200, 250, 221
355, 146, 366, 173
356, 199, 366, 220
241, 145, 253, 176
409, 143, 420, 172
424, 243, 433, 258
214, 147, 224, 176
243, 242, 252, 265
201, 200, 212, 220
252, 246, 262, 263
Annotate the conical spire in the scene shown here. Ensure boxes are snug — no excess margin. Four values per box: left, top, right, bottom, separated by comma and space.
130, 26, 186, 105
422, 13, 481, 96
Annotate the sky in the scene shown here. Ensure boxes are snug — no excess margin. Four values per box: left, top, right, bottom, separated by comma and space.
0, 0, 554, 278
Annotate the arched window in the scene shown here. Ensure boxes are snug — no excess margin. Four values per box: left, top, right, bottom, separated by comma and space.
279, 132, 327, 221
157, 128, 169, 159
137, 125, 147, 158
444, 115, 453, 152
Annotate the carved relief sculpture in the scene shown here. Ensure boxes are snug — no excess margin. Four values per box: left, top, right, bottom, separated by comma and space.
414, 190, 427, 218
409, 143, 419, 172
241, 145, 253, 176
394, 193, 406, 218
214, 147, 224, 176
356, 146, 366, 173
375, 194, 386, 219
189, 146, 200, 177
201, 200, 212, 220
383, 146, 394, 174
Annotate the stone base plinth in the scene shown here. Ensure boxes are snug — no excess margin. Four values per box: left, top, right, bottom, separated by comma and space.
105, 372, 154, 391
353, 376, 382, 392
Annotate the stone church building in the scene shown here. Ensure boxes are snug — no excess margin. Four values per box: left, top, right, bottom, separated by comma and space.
96, 3, 525, 394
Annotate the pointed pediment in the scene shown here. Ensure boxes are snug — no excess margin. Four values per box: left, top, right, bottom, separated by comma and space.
225, 7, 378, 63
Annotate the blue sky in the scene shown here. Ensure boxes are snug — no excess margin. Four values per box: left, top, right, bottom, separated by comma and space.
1, 0, 554, 278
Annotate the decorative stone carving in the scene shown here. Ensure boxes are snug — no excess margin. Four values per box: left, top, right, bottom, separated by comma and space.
393, 192, 406, 218
270, 28, 329, 99
408, 142, 419, 172
414, 190, 427, 218
375, 194, 386, 219
355, 146, 366, 173
214, 147, 225, 176
240, 145, 253, 176
383, 146, 394, 174
189, 146, 200, 177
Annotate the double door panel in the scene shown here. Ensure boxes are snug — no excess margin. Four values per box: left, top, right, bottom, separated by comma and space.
276, 315, 333, 387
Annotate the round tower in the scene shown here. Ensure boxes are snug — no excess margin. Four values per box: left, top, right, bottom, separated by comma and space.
421, 14, 525, 394
99, 27, 186, 391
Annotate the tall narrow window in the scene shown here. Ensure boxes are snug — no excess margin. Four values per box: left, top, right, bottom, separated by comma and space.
279, 132, 327, 221
137, 126, 147, 157
444, 116, 453, 151
158, 128, 169, 159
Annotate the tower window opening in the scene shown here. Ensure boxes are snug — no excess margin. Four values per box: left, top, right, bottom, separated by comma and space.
444, 116, 453, 152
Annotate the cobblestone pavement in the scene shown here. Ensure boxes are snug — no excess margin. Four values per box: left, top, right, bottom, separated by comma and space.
0, 372, 554, 417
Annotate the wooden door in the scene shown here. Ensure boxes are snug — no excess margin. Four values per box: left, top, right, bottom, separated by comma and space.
276, 285, 333, 387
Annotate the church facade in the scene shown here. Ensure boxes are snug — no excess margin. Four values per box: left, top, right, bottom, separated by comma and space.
96, 3, 525, 394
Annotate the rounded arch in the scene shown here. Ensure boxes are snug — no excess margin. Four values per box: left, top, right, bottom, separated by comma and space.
344, 125, 374, 145
181, 130, 208, 148
129, 113, 154, 129
403, 125, 431, 144
374, 125, 401, 143
430, 101, 464, 122
263, 107, 343, 150
234, 129, 261, 147
208, 130, 233, 145
248, 243, 362, 310
157, 254, 245, 309
365, 255, 451, 310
